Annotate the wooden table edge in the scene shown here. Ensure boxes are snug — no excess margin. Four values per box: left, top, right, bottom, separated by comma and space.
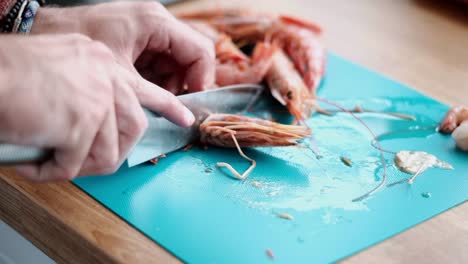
0, 170, 180, 264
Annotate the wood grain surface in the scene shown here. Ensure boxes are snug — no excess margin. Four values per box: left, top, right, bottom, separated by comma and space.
1, 0, 467, 263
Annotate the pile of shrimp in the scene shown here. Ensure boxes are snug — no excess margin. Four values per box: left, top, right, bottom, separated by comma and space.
179, 9, 326, 122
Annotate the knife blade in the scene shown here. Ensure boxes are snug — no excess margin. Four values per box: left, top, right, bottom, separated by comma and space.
0, 84, 264, 167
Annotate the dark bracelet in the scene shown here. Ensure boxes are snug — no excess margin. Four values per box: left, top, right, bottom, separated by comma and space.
2, 0, 26, 33
0, 0, 17, 21
1, 0, 44, 33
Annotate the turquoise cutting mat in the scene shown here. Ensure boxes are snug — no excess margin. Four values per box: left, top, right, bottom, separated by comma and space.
74, 53, 468, 263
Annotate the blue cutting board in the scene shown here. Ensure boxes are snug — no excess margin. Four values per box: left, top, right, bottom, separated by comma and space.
74, 53, 468, 263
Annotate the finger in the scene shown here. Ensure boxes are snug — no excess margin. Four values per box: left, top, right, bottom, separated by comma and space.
15, 165, 40, 181
134, 76, 194, 127
148, 18, 215, 92
112, 66, 150, 167
79, 108, 119, 176
184, 57, 215, 93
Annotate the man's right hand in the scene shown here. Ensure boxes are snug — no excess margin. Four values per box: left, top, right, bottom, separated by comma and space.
0, 34, 195, 182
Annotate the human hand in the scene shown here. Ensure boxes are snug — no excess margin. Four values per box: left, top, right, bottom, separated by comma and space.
31, 1, 216, 95
0, 34, 194, 182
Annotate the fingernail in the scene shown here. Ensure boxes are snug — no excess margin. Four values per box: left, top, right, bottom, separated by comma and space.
183, 107, 195, 126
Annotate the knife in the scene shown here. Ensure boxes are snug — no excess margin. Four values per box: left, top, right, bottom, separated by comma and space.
0, 84, 264, 167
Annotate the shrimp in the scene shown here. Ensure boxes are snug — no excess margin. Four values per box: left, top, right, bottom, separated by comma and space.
440, 106, 468, 151
200, 113, 311, 180
266, 49, 315, 122
184, 19, 275, 86
439, 106, 468, 133
215, 42, 276, 86
270, 21, 326, 95
180, 10, 326, 94
177, 8, 254, 21
200, 113, 311, 148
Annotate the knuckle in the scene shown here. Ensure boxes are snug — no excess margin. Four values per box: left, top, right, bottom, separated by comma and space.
133, 111, 149, 136
66, 33, 92, 43
202, 40, 215, 60
193, 38, 215, 62
126, 109, 149, 140
87, 106, 106, 123
137, 1, 163, 18
88, 41, 114, 59
98, 165, 120, 176
140, 1, 164, 13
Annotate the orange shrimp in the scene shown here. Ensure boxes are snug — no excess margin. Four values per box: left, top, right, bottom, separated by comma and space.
200, 113, 311, 180
177, 8, 254, 21
439, 106, 468, 134
184, 19, 275, 86
228, 16, 325, 94
180, 10, 326, 94
215, 42, 276, 86
266, 49, 315, 121
270, 20, 326, 95
199, 113, 311, 148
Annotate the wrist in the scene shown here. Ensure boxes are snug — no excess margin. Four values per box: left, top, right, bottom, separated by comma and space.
31, 7, 81, 35
0, 37, 20, 136
0, 37, 17, 94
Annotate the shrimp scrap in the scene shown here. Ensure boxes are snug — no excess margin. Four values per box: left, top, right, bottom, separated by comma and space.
340, 156, 353, 167
183, 144, 194, 151
276, 212, 294, 220
250, 180, 264, 188
265, 249, 275, 260
150, 154, 166, 165
200, 113, 311, 180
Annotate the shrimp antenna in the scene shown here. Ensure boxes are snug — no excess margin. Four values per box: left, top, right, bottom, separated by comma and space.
315, 97, 387, 202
